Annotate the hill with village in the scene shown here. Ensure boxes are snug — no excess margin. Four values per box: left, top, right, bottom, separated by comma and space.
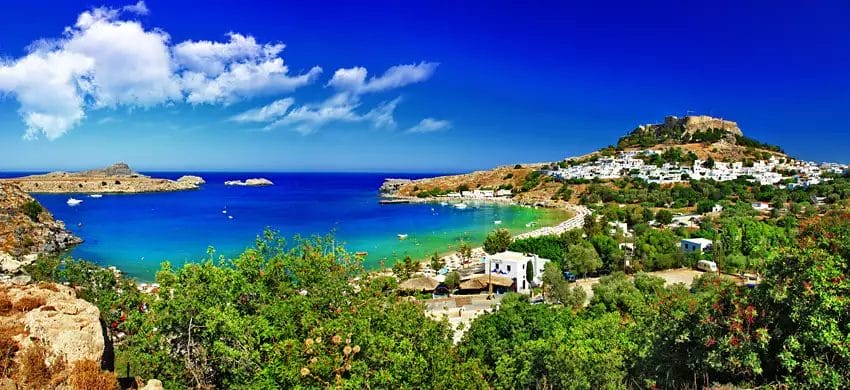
381, 115, 845, 207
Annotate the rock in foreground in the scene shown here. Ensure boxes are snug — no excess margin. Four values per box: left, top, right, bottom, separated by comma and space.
0, 282, 107, 374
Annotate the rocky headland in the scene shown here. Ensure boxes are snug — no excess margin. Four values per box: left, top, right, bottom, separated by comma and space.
0, 162, 205, 194
0, 183, 81, 275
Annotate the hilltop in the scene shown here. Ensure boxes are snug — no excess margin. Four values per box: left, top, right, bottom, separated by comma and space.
381, 115, 798, 205
0, 162, 205, 194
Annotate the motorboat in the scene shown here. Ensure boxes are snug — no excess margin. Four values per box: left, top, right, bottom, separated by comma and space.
494, 220, 502, 225
397, 234, 408, 240
89, 194, 103, 198
453, 203, 468, 209
66, 198, 83, 206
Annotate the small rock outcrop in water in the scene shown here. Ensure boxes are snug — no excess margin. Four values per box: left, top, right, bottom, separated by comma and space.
379, 178, 412, 195
0, 183, 81, 274
0, 282, 108, 378
0, 162, 204, 194
224, 178, 274, 186
177, 175, 206, 185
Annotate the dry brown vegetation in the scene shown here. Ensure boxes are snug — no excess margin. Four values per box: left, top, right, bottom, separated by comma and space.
37, 282, 60, 292
0, 292, 12, 315
70, 360, 118, 390
18, 341, 54, 389
0, 326, 20, 377
13, 295, 46, 312
395, 165, 540, 197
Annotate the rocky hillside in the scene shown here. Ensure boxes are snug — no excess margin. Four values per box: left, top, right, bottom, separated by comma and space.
616, 115, 782, 154
381, 115, 787, 205
0, 183, 81, 274
0, 162, 204, 194
0, 281, 113, 388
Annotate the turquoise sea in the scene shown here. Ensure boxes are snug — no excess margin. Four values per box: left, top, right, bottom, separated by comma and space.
4, 173, 563, 281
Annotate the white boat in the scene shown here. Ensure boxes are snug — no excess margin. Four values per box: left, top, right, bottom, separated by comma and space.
228, 215, 234, 220
494, 220, 502, 225
222, 209, 227, 214
397, 234, 408, 240
439, 202, 449, 206
526, 222, 536, 227
454, 203, 468, 209
66, 198, 83, 206
89, 194, 103, 198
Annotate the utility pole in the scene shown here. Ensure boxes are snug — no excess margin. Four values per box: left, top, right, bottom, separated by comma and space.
487, 255, 493, 299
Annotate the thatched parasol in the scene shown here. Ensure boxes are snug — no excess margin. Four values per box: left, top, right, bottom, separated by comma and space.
398, 276, 440, 292
459, 274, 514, 290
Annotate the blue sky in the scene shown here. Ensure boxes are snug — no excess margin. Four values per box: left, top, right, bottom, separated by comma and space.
0, 0, 848, 172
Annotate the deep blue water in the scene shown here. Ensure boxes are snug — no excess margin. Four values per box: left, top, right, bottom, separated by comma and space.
2, 172, 554, 281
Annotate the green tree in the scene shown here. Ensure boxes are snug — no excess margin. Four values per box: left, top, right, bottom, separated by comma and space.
565, 244, 602, 277
445, 271, 461, 290
121, 232, 486, 389
654, 209, 674, 225
429, 252, 444, 271
458, 241, 473, 263
484, 229, 512, 254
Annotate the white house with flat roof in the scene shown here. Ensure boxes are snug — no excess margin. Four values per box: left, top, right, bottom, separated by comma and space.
485, 251, 550, 294
681, 238, 713, 253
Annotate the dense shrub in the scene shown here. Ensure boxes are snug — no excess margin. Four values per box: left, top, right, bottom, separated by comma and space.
21, 200, 43, 222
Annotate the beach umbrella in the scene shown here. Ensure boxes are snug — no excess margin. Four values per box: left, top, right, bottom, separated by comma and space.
398, 276, 440, 292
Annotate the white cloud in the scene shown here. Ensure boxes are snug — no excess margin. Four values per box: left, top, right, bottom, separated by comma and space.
64, 13, 182, 108
181, 60, 321, 105
327, 62, 438, 94
0, 4, 435, 139
230, 97, 294, 122
174, 33, 322, 104
0, 50, 94, 140
123, 1, 149, 15
407, 118, 451, 133
174, 33, 279, 76
269, 93, 400, 134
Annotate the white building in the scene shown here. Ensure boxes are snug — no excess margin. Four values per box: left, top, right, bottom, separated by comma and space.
751, 202, 772, 212
485, 251, 550, 294
681, 238, 713, 253
495, 189, 512, 197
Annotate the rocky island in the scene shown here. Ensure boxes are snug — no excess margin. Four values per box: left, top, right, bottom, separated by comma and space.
0, 162, 205, 194
224, 178, 274, 186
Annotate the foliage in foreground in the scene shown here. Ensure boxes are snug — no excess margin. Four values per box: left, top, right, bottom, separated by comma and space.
458, 212, 850, 389
121, 232, 487, 389
28, 212, 850, 389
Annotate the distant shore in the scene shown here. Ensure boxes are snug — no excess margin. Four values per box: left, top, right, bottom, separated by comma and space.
0, 163, 204, 194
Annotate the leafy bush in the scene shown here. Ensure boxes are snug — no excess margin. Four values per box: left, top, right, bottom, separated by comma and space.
483, 229, 512, 254
21, 200, 43, 222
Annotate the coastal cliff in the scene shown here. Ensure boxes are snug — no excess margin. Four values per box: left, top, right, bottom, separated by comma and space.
0, 162, 204, 194
0, 183, 81, 274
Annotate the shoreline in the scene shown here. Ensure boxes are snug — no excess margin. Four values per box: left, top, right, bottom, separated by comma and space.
397, 201, 590, 275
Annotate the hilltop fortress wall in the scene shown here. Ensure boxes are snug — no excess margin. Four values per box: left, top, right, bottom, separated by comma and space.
663, 115, 743, 136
